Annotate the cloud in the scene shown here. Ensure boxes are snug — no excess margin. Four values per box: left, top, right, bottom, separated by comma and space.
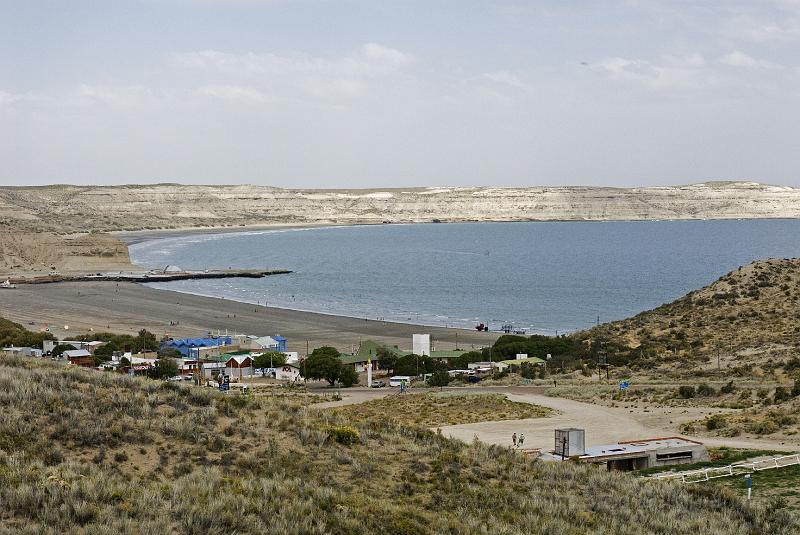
172, 43, 413, 79
593, 56, 711, 91
719, 50, 781, 69
198, 84, 271, 103
171, 43, 414, 104
481, 70, 528, 89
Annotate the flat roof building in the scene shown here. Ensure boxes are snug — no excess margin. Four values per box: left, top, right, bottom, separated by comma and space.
547, 429, 708, 471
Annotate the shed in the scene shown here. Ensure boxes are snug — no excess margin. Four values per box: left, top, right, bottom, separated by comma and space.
64, 349, 94, 367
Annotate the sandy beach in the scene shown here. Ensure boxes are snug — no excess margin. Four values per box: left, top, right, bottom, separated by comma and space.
0, 281, 498, 353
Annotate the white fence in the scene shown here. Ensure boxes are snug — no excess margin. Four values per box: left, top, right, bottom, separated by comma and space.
651, 453, 800, 483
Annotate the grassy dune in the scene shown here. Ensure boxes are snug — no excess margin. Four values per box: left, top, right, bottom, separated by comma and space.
0, 356, 795, 534
579, 258, 800, 369
333, 391, 551, 428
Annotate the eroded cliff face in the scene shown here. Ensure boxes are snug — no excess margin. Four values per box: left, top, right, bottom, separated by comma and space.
1, 181, 799, 234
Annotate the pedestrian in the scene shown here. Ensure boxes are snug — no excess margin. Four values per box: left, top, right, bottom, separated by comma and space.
553, 379, 557, 387
518, 433, 525, 448
512, 432, 517, 447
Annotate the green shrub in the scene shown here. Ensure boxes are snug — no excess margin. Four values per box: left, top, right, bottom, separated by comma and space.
325, 425, 360, 445
678, 385, 696, 398
705, 414, 727, 431
697, 383, 716, 397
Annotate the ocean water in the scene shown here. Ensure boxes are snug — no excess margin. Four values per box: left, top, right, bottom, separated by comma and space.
129, 220, 800, 334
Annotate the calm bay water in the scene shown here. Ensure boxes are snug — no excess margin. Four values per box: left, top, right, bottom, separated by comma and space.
129, 220, 800, 333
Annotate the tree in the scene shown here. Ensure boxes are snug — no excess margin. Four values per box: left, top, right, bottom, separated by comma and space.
427, 370, 451, 387
134, 329, 159, 352
119, 356, 130, 367
157, 347, 183, 359
338, 364, 359, 387
304, 346, 342, 385
377, 347, 398, 374
149, 358, 179, 380
253, 352, 286, 375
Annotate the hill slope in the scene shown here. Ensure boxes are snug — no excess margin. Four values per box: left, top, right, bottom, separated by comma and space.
0, 356, 794, 534
579, 258, 800, 370
2, 182, 800, 234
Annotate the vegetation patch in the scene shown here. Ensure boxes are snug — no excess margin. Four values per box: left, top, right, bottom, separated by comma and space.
0, 356, 795, 534
334, 392, 552, 428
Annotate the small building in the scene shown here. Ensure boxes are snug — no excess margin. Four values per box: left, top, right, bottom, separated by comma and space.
64, 349, 94, 367
1, 346, 43, 358
249, 335, 288, 353
550, 429, 709, 471
275, 362, 302, 382
225, 355, 253, 380
338, 353, 376, 373
468, 361, 509, 372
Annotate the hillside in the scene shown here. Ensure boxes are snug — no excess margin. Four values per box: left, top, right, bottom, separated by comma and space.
579, 258, 800, 370
2, 182, 800, 234
0, 355, 794, 534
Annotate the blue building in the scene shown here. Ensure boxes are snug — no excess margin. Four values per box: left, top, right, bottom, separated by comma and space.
161, 337, 233, 357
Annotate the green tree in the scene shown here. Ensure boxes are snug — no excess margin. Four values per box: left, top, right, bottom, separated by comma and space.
253, 352, 286, 375
157, 347, 183, 359
337, 364, 359, 387
149, 358, 179, 380
377, 347, 398, 374
134, 329, 158, 352
304, 346, 342, 385
427, 370, 451, 387
394, 354, 446, 376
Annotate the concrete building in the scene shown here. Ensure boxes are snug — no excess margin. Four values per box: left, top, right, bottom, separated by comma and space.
550, 429, 709, 471
412, 334, 431, 356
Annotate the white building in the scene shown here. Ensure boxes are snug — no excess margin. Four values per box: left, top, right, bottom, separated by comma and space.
275, 362, 302, 382
412, 334, 430, 356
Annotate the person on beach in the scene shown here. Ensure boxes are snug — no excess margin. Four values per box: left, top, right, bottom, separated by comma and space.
518, 434, 525, 448
512, 432, 517, 447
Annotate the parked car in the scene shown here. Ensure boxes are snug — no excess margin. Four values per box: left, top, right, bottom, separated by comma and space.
168, 376, 183, 382
370, 380, 386, 388
182, 375, 193, 381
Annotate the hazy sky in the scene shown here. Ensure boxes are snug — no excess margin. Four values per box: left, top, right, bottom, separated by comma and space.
2, 1, 799, 188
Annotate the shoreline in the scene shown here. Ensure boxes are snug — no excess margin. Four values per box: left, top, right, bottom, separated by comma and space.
0, 281, 500, 353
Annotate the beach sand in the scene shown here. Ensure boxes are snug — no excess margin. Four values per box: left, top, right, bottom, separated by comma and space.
0, 281, 498, 353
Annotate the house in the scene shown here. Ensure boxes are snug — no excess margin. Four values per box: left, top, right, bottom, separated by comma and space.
1, 346, 43, 358
275, 362, 302, 382
64, 349, 94, 367
249, 335, 288, 353
338, 353, 376, 373
225, 355, 253, 380
59, 340, 105, 354
468, 361, 509, 372
160, 337, 234, 358
548, 429, 709, 471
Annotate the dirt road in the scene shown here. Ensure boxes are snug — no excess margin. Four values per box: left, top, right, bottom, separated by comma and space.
439, 389, 800, 453
313, 385, 800, 453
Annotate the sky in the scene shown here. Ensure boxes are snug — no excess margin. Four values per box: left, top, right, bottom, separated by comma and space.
2, 0, 799, 188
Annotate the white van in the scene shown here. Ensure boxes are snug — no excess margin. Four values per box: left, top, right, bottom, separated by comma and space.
389, 375, 412, 387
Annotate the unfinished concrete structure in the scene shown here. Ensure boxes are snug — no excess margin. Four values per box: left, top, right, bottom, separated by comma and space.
550, 429, 708, 471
